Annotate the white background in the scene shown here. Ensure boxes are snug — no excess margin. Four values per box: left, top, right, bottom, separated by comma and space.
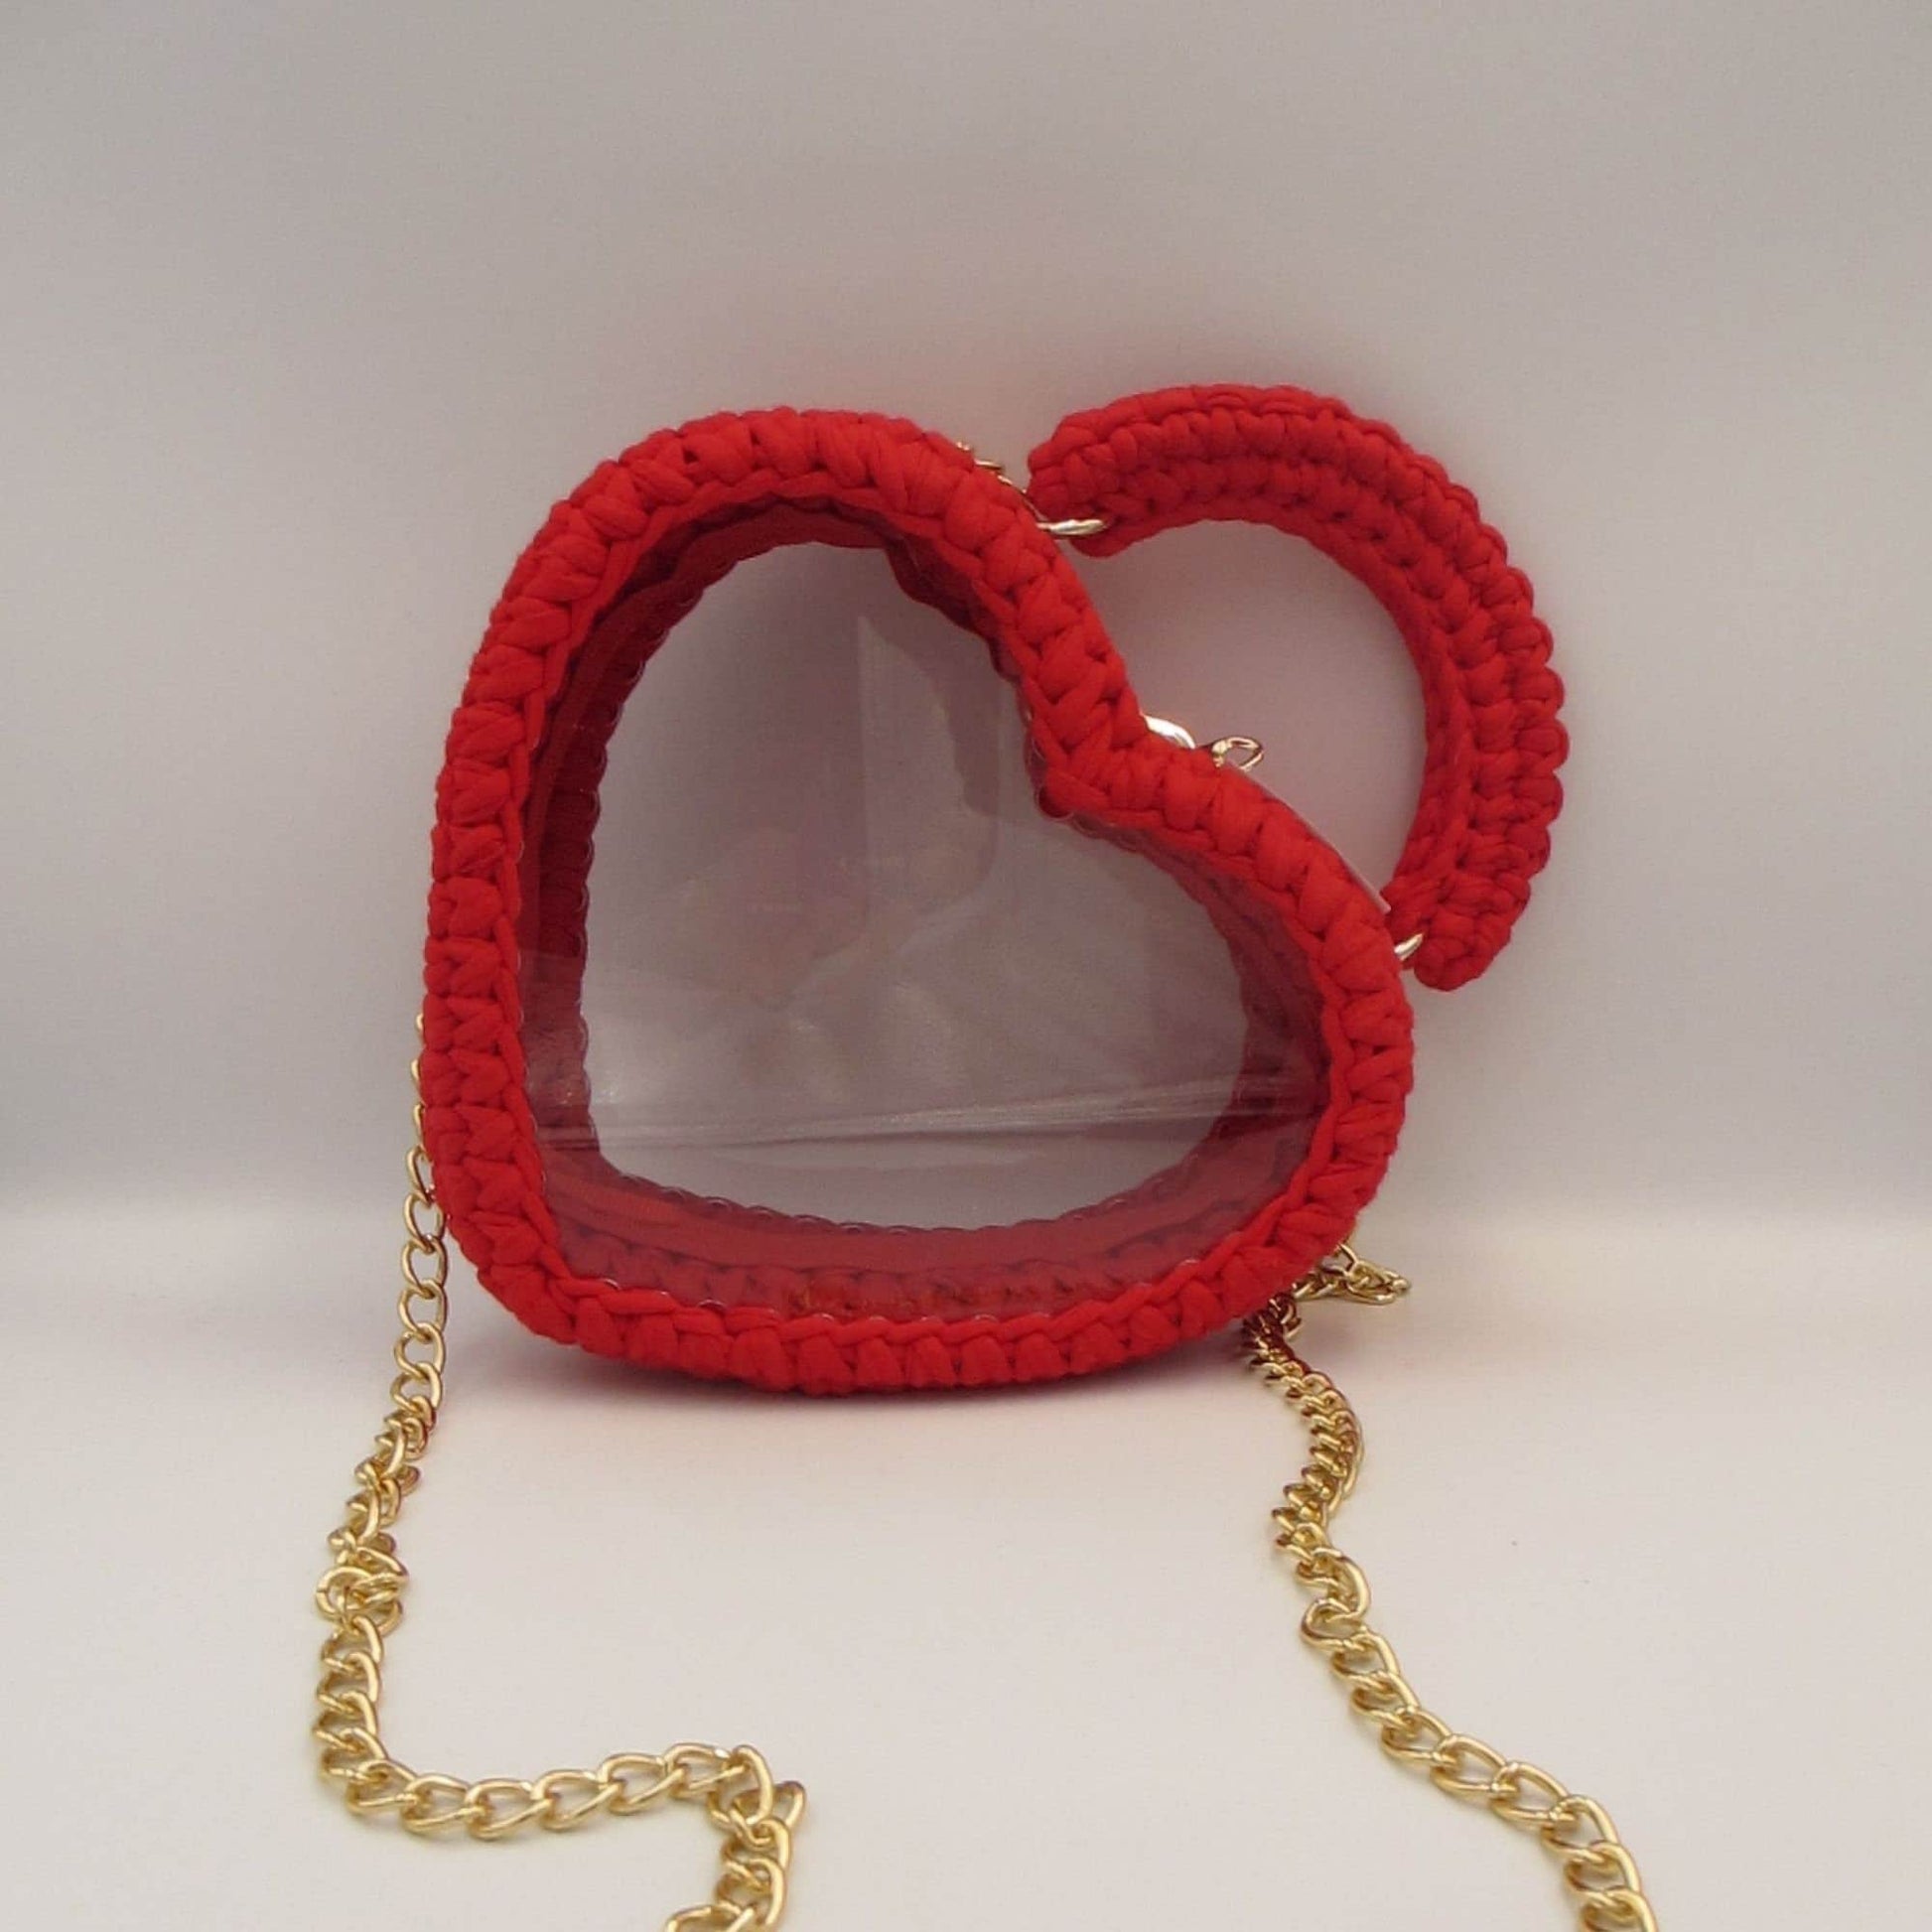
2, 3, 1927, 1928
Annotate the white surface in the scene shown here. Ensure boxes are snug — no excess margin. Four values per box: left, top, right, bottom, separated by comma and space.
5, 1211, 1926, 1930
2, 3, 1929, 1928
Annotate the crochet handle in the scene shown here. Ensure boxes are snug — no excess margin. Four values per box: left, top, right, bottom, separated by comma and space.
1027, 383, 1566, 991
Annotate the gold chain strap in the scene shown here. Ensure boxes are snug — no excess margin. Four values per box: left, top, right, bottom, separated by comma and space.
314, 1085, 1652, 1930
1244, 1276, 1659, 1931
312, 1085, 805, 1932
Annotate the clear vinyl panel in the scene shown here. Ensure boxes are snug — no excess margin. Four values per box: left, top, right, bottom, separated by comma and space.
518, 519, 1327, 1321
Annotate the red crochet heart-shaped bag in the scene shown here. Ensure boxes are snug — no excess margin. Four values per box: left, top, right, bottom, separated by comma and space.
314, 386, 1655, 1931
417, 385, 1559, 1390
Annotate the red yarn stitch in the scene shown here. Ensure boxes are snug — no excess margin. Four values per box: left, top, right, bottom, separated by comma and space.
416, 403, 1532, 1394
1028, 384, 1565, 990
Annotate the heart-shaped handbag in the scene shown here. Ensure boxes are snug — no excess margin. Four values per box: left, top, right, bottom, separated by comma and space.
313, 385, 1653, 1930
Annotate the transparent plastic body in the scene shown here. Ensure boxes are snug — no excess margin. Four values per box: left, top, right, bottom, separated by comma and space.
518, 510, 1327, 1320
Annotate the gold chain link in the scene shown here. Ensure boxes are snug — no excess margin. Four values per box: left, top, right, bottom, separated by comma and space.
312, 1076, 805, 1932
1244, 1280, 1659, 1931
315, 1067, 1649, 1930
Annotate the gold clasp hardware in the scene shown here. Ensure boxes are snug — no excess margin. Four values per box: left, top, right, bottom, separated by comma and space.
1291, 1241, 1411, 1307
1144, 715, 1267, 772
1147, 717, 1425, 967
1207, 733, 1266, 770
960, 446, 1111, 539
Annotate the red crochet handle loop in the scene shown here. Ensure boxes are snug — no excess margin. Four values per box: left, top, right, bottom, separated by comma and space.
421, 404, 1414, 1393
1026, 383, 1566, 991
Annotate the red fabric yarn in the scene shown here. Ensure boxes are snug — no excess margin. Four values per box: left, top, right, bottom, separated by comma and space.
420, 395, 1561, 1394
1029, 384, 1566, 990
